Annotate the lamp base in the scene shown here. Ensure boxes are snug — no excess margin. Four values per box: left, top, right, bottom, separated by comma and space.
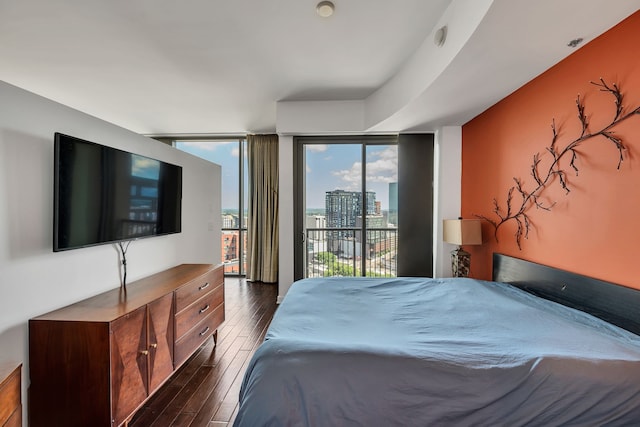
451, 247, 471, 277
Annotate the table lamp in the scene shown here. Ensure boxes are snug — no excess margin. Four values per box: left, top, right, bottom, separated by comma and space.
443, 219, 482, 277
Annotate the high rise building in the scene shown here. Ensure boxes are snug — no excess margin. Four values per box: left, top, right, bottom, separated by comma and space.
325, 190, 376, 253
325, 190, 376, 228
306, 215, 327, 240
222, 214, 238, 228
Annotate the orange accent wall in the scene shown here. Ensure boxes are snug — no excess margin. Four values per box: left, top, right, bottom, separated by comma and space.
462, 10, 640, 289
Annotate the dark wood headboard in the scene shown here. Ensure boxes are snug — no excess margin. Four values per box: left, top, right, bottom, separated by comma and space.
492, 253, 640, 336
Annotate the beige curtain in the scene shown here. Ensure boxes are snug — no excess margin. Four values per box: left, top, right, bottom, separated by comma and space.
247, 134, 279, 283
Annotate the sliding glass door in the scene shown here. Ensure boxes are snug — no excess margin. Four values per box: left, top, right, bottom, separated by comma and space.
294, 136, 398, 280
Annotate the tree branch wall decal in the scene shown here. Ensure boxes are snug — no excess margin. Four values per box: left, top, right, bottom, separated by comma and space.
477, 79, 640, 249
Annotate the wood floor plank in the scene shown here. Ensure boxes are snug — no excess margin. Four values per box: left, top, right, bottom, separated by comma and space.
180, 336, 248, 414
130, 278, 277, 427
145, 366, 213, 427
228, 404, 240, 426
170, 413, 196, 427
212, 346, 259, 423
187, 349, 253, 427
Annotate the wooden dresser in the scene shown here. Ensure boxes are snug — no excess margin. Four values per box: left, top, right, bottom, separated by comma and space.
0, 363, 21, 427
29, 264, 224, 427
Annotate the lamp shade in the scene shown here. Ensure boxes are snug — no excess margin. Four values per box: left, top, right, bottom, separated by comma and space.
443, 219, 482, 245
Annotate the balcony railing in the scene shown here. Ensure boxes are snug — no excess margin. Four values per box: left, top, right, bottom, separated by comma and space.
305, 227, 397, 278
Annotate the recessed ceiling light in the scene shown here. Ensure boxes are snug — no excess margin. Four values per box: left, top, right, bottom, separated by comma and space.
567, 38, 584, 48
316, 1, 335, 18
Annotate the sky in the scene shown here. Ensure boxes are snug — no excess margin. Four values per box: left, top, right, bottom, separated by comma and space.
176, 140, 245, 211
176, 140, 397, 212
305, 144, 397, 209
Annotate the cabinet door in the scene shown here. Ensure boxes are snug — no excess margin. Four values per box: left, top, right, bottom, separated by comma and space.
147, 293, 174, 392
111, 306, 148, 427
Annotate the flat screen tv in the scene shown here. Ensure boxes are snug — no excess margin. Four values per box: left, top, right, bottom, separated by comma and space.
54, 132, 182, 251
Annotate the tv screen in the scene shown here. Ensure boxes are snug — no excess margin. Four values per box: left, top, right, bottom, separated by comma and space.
54, 133, 182, 251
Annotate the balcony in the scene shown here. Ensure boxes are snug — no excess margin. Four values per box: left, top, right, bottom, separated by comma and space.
305, 227, 397, 278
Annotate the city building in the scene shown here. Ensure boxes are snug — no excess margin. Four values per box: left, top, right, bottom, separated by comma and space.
325, 190, 376, 253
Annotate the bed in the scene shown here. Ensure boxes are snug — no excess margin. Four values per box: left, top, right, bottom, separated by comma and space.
234, 254, 640, 426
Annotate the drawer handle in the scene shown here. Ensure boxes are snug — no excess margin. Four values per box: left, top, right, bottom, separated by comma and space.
199, 326, 210, 337
199, 282, 210, 291
199, 304, 210, 314
140, 350, 149, 356
150, 343, 158, 349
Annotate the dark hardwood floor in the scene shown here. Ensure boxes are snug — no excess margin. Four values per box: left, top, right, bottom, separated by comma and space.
130, 277, 278, 427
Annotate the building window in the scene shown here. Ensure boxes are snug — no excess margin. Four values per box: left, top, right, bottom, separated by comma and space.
175, 138, 248, 276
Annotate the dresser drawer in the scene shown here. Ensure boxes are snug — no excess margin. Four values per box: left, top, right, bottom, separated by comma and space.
174, 304, 224, 367
0, 363, 21, 426
175, 267, 223, 313
175, 284, 224, 340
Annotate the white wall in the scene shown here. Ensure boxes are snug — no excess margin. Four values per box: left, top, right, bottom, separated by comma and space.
277, 135, 295, 302
433, 126, 463, 278
276, 101, 365, 135
0, 80, 221, 417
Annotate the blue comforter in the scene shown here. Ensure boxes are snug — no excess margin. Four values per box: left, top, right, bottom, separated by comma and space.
235, 277, 640, 426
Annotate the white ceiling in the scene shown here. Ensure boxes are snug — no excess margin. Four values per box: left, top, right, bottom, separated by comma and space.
0, 0, 638, 135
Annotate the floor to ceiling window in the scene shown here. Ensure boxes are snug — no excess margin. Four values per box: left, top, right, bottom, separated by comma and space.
294, 136, 398, 280
175, 138, 248, 276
